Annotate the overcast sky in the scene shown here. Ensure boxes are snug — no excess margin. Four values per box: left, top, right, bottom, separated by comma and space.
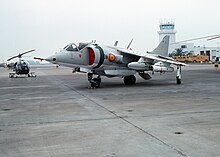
0, 0, 220, 61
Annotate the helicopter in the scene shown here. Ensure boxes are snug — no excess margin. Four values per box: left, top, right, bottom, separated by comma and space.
7, 49, 36, 78
0, 60, 15, 69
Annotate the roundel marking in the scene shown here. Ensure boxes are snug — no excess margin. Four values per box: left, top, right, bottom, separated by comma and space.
108, 53, 116, 62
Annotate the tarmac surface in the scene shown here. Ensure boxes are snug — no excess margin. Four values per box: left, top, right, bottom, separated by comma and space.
0, 64, 220, 157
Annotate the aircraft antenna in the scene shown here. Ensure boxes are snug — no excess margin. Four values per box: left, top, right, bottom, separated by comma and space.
127, 38, 134, 49
114, 41, 118, 46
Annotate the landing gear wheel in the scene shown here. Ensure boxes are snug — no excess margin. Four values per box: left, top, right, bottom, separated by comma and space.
176, 77, 181, 84
9, 73, 15, 78
124, 75, 136, 85
176, 65, 182, 85
90, 78, 101, 88
88, 73, 101, 88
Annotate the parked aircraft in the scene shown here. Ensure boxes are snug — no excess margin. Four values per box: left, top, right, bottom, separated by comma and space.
0, 62, 5, 68
7, 50, 36, 78
0, 60, 14, 69
35, 36, 186, 87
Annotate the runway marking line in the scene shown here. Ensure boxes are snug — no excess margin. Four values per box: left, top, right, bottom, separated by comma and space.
0, 85, 51, 90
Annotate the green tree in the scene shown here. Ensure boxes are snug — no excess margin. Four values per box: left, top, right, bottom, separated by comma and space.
169, 48, 185, 56
186, 51, 193, 56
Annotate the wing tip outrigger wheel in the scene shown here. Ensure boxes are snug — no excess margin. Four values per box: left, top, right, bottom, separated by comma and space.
176, 65, 182, 84
176, 77, 181, 84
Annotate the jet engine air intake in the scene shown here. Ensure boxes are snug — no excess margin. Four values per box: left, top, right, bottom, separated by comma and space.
85, 45, 104, 69
88, 48, 95, 65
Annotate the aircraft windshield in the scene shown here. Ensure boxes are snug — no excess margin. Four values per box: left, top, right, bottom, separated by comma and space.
64, 43, 78, 51
63, 42, 89, 52
16, 60, 29, 68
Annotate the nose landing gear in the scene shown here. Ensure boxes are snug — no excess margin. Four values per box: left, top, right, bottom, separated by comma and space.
88, 73, 101, 88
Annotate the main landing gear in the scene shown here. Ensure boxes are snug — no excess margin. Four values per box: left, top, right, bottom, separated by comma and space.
176, 65, 182, 84
88, 73, 101, 88
123, 75, 136, 85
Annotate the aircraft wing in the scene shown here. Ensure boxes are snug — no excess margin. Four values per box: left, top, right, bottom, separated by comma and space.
116, 48, 141, 59
143, 54, 187, 66
117, 48, 187, 66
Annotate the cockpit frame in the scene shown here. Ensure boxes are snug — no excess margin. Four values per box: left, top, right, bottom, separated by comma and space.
63, 42, 89, 52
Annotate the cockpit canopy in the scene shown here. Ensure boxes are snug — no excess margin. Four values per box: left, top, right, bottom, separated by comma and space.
18, 60, 29, 66
63, 42, 89, 52
14, 60, 29, 69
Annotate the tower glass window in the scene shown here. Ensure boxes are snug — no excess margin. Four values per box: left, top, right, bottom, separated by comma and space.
160, 24, 174, 30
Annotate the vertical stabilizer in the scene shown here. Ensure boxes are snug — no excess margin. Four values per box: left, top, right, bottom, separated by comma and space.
151, 35, 169, 56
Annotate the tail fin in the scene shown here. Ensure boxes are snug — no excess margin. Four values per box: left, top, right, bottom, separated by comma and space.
151, 35, 169, 56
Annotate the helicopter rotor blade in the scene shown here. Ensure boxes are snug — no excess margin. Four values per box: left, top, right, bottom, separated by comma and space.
19, 49, 35, 56
7, 55, 19, 61
7, 49, 35, 61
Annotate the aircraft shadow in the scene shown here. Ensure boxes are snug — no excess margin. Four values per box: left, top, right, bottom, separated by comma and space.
74, 80, 176, 90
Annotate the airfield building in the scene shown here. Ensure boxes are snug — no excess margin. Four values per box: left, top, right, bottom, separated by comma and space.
158, 22, 220, 62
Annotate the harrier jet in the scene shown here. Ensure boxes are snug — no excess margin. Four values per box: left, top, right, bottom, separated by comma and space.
35, 36, 186, 87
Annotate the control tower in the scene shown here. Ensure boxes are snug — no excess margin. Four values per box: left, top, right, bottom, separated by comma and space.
158, 22, 176, 53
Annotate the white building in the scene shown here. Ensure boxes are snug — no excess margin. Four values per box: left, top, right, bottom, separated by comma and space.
158, 22, 220, 61
189, 46, 220, 61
